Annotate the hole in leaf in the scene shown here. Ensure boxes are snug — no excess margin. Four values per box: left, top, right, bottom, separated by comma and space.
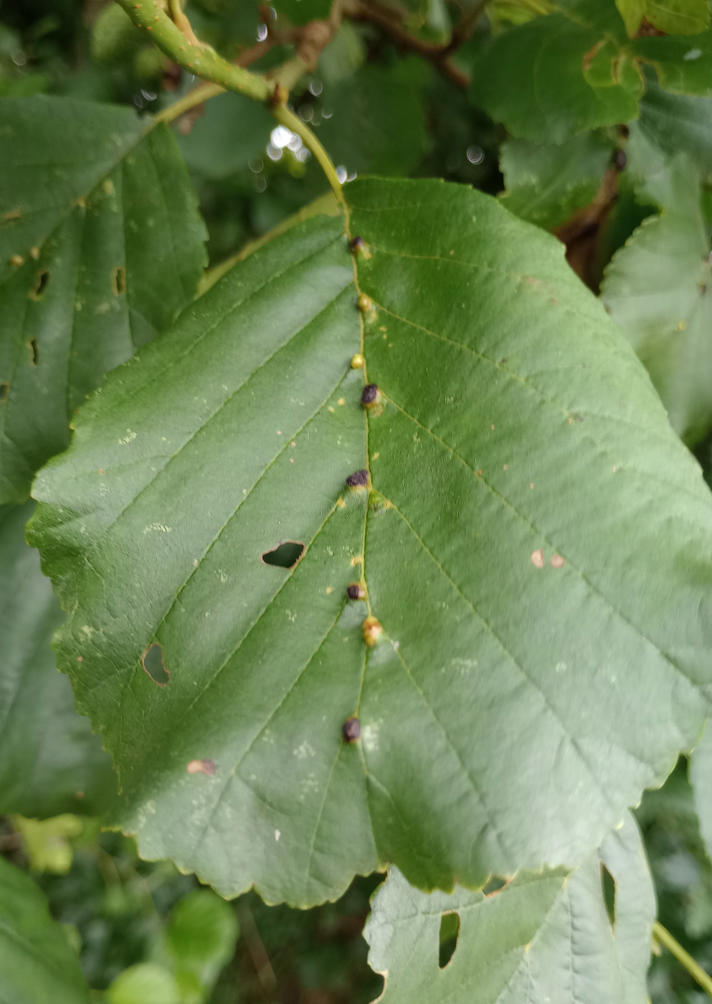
32, 269, 49, 299
483, 876, 507, 896
438, 912, 461, 969
28, 338, 38, 365
113, 265, 127, 295
600, 864, 616, 930
261, 540, 305, 569
0, 382, 9, 402
141, 642, 170, 686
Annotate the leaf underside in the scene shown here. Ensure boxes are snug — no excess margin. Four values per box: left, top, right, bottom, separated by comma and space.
0, 503, 114, 817
364, 813, 654, 1003
30, 177, 712, 906
0, 96, 206, 503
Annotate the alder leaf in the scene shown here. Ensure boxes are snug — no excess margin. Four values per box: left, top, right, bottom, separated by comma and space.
0, 503, 115, 817
364, 814, 654, 1003
0, 856, 90, 1003
29, 178, 712, 906
0, 96, 206, 503
469, 2, 642, 142
690, 721, 712, 862
601, 154, 712, 445
618, 0, 710, 35
499, 132, 614, 231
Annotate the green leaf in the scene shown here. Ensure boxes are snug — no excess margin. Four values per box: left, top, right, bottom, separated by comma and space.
617, 0, 709, 35
13, 814, 83, 874
469, 2, 642, 142
315, 60, 431, 176
601, 155, 712, 445
499, 132, 614, 230
29, 178, 712, 906
633, 29, 712, 95
615, 0, 647, 35
158, 890, 239, 998
0, 856, 90, 1004
272, 0, 332, 25
636, 76, 712, 174
365, 814, 654, 1002
107, 963, 181, 1004
690, 721, 712, 862
0, 503, 114, 817
178, 92, 273, 181
0, 95, 206, 503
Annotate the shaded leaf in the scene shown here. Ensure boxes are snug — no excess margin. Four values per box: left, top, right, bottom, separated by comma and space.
469, 2, 642, 142
107, 963, 181, 1004
601, 154, 712, 445
157, 889, 239, 997
690, 721, 712, 863
499, 132, 614, 230
364, 814, 654, 1003
0, 856, 90, 1004
178, 91, 273, 181
29, 178, 712, 906
0, 503, 114, 817
0, 95, 206, 503
618, 0, 709, 35
633, 29, 712, 94
636, 76, 712, 173
314, 60, 431, 176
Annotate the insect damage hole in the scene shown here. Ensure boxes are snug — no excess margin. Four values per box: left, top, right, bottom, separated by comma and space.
31, 269, 49, 299
28, 339, 39, 365
261, 540, 305, 569
112, 265, 127, 295
141, 642, 170, 685
600, 864, 616, 930
438, 912, 461, 969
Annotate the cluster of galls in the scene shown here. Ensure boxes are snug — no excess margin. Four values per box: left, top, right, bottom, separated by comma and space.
341, 240, 384, 744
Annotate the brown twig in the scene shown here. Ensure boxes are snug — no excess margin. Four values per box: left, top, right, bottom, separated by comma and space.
442, 0, 488, 55
344, 0, 471, 89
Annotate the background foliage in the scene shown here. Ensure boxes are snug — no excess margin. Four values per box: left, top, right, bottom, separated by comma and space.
3, 0, 712, 1000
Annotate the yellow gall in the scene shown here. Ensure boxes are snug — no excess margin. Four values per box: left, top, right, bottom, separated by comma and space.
350, 353, 365, 369
358, 293, 375, 314
362, 615, 383, 647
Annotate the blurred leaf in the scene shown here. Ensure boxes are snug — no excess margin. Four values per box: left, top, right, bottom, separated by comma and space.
365, 814, 654, 1003
0, 855, 90, 1003
178, 92, 273, 181
617, 0, 709, 35
0, 502, 114, 817
318, 23, 367, 84
185, 0, 261, 59
272, 0, 332, 25
616, 0, 646, 34
14, 814, 83, 874
690, 721, 712, 864
636, 76, 712, 175
499, 132, 614, 230
469, 1, 642, 142
0, 96, 206, 502
107, 962, 182, 1004
633, 29, 712, 95
315, 59, 430, 175
29, 178, 712, 907
601, 154, 712, 445
637, 762, 712, 998
158, 889, 238, 999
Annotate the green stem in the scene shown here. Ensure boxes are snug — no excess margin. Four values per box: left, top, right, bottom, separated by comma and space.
153, 81, 225, 124
115, 0, 271, 102
272, 103, 347, 210
653, 921, 712, 998
114, 0, 345, 205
